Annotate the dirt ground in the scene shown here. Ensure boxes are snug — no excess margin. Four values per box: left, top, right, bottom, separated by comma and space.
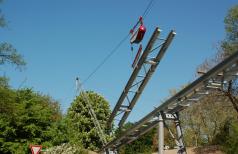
91, 146, 224, 154
153, 146, 224, 154
88, 151, 98, 154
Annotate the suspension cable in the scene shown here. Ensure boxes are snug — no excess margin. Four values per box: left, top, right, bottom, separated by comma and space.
142, 0, 157, 19
82, 0, 157, 85
82, 34, 130, 85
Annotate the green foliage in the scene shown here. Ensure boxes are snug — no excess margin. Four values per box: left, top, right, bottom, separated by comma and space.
66, 91, 111, 150
120, 132, 154, 154
222, 5, 238, 56
213, 120, 238, 154
180, 93, 236, 147
223, 122, 238, 154
224, 5, 238, 42
191, 4, 238, 145
0, 2, 26, 69
0, 76, 9, 88
0, 0, 6, 28
0, 42, 26, 69
118, 122, 155, 154
210, 6, 238, 152
0, 82, 66, 153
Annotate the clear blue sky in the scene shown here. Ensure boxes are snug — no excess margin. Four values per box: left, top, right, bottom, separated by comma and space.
1, 0, 237, 123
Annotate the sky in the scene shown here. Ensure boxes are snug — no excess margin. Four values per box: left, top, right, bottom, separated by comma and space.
1, 0, 237, 125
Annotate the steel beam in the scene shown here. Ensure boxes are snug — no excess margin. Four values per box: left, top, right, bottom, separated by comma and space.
100, 50, 238, 152
118, 30, 176, 128
107, 28, 161, 128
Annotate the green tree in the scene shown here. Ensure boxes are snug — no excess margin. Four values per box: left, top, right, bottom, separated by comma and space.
190, 5, 238, 151
118, 122, 156, 154
180, 93, 236, 147
0, 76, 9, 88
196, 5, 238, 116
0, 86, 66, 154
0, 1, 26, 69
66, 91, 111, 150
0, 0, 6, 28
219, 5, 238, 115
0, 42, 26, 68
213, 120, 238, 154
221, 5, 238, 56
223, 122, 238, 154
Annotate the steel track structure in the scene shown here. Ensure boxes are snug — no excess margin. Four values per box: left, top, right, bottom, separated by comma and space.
101, 50, 238, 153
107, 27, 176, 129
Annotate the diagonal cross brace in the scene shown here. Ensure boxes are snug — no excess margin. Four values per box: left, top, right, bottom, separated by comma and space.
107, 28, 162, 128
118, 30, 176, 128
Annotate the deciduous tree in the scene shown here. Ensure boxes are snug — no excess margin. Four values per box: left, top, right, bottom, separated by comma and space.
66, 91, 111, 150
0, 1, 26, 69
0, 86, 65, 153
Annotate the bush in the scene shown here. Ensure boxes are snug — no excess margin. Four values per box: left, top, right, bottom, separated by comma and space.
222, 122, 238, 154
213, 119, 238, 154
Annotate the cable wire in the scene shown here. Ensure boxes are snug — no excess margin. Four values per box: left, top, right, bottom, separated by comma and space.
82, 34, 130, 85
82, 0, 156, 85
142, 0, 156, 19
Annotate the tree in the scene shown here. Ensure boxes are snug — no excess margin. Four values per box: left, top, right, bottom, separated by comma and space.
118, 122, 156, 154
196, 5, 238, 116
0, 76, 9, 88
217, 5, 238, 116
190, 5, 238, 150
180, 93, 236, 147
0, 0, 6, 28
213, 119, 238, 154
0, 86, 65, 153
0, 42, 26, 68
222, 122, 238, 154
66, 91, 111, 150
220, 5, 238, 116
221, 5, 238, 57
0, 1, 26, 69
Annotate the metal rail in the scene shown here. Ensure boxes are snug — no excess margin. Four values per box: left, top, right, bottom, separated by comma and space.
107, 27, 176, 129
100, 50, 238, 152
107, 28, 161, 128
118, 30, 176, 128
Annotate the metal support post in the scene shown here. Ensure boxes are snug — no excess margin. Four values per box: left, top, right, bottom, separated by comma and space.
174, 112, 186, 154
158, 114, 164, 154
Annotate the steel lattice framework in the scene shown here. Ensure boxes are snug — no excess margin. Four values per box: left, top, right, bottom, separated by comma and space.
107, 27, 176, 129
101, 50, 238, 153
